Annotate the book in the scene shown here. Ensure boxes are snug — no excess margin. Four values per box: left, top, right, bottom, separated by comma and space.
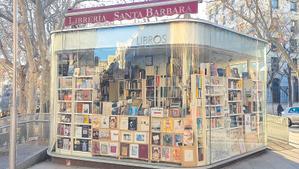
109, 116, 118, 129
138, 144, 148, 159
82, 126, 89, 138
73, 140, 81, 151
92, 141, 100, 155
109, 143, 118, 156
99, 130, 110, 140
120, 117, 128, 130
100, 142, 109, 155
170, 108, 181, 117
110, 130, 119, 141
83, 104, 90, 114
175, 134, 183, 146
134, 132, 147, 144
152, 146, 161, 161
57, 139, 63, 149
173, 147, 182, 161
151, 107, 164, 117
174, 119, 184, 131
151, 118, 161, 132
161, 147, 171, 161
92, 129, 99, 139
77, 103, 83, 113
183, 130, 193, 146
92, 115, 100, 128
75, 126, 82, 138
81, 140, 88, 152
128, 117, 137, 131
138, 117, 150, 131
162, 118, 174, 132
129, 144, 139, 158
163, 134, 173, 146
100, 116, 109, 128
152, 132, 160, 145
121, 131, 133, 143
63, 138, 70, 150
120, 143, 129, 157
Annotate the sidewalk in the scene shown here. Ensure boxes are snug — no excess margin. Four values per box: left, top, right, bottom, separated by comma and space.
0, 144, 47, 169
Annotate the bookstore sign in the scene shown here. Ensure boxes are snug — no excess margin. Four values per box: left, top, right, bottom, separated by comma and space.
64, 0, 198, 26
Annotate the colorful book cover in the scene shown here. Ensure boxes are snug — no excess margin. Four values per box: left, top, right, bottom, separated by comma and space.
174, 119, 184, 131
83, 104, 90, 114
161, 147, 171, 161
100, 116, 109, 128
138, 117, 149, 131
92, 129, 99, 139
99, 130, 110, 140
183, 129, 193, 146
174, 134, 183, 146
109, 143, 118, 156
170, 108, 181, 117
120, 117, 128, 130
152, 146, 161, 161
76, 103, 83, 113
128, 117, 137, 131
173, 147, 182, 161
163, 134, 173, 146
134, 132, 147, 144
151, 118, 161, 132
162, 118, 174, 132
120, 143, 129, 157
82, 126, 89, 138
75, 126, 82, 138
92, 115, 100, 129
109, 116, 118, 129
110, 130, 119, 141
100, 142, 109, 155
150, 107, 163, 117
129, 144, 139, 158
92, 141, 100, 155
152, 132, 160, 145
138, 144, 148, 159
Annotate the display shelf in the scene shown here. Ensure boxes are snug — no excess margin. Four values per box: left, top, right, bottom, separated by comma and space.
57, 135, 71, 138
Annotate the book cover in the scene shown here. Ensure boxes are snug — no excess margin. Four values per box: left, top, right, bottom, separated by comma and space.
162, 118, 174, 132
100, 142, 109, 155
152, 132, 160, 145
57, 139, 63, 149
74, 68, 80, 76
150, 107, 164, 117
73, 140, 81, 151
75, 116, 84, 124
120, 117, 128, 130
82, 90, 92, 101
175, 134, 183, 146
121, 131, 132, 143
163, 134, 173, 146
92, 115, 100, 129
173, 147, 182, 161
138, 117, 149, 131
81, 140, 89, 152
170, 108, 181, 117
92, 141, 100, 155
82, 126, 89, 138
92, 128, 99, 139
161, 147, 171, 161
151, 118, 161, 132
109, 143, 118, 156
134, 132, 147, 144
77, 103, 83, 113
83, 104, 90, 114
128, 117, 137, 131
100, 116, 109, 128
129, 144, 139, 158
110, 130, 119, 141
152, 146, 161, 161
99, 130, 110, 140
75, 126, 82, 138
83, 115, 89, 124
183, 129, 193, 146
120, 143, 129, 157
138, 144, 148, 159
109, 116, 118, 129
174, 119, 184, 131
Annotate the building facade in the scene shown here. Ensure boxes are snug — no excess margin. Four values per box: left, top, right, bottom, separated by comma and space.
207, 0, 299, 108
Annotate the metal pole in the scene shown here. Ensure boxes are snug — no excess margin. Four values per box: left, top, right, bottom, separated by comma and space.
9, 0, 18, 168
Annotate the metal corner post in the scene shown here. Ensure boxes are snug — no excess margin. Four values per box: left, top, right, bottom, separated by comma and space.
9, 0, 18, 168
